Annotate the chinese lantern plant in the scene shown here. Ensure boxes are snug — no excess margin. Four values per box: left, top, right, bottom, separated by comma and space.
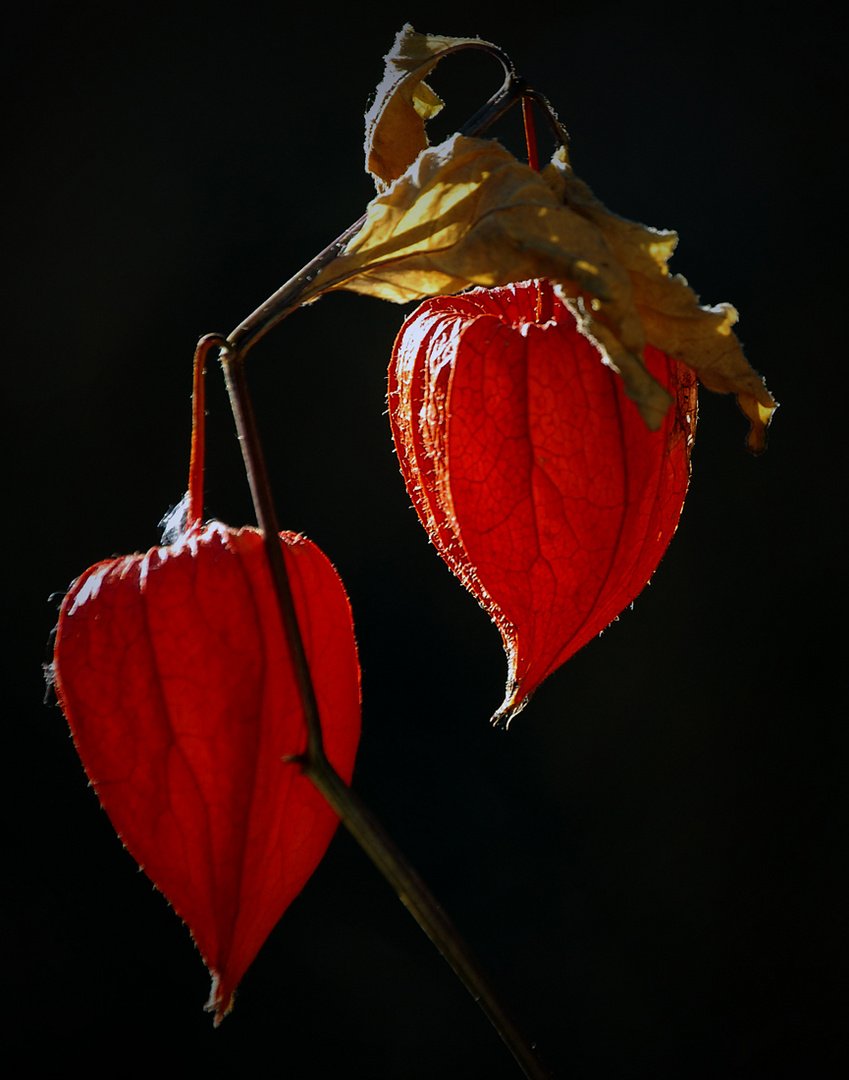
389, 280, 698, 724
51, 336, 362, 1022
47, 25, 776, 1080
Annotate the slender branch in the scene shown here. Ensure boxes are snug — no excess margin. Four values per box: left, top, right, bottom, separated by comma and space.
226, 216, 367, 359
305, 762, 554, 1080
218, 338, 553, 1080
225, 69, 528, 359
220, 349, 325, 759
213, 47, 561, 1078
188, 334, 229, 527
520, 88, 570, 153
459, 71, 527, 138
522, 96, 540, 173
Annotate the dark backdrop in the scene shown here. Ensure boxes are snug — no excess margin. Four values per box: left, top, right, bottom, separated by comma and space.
5, 2, 845, 1077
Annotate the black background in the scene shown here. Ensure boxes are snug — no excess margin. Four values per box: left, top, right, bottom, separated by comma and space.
5, 2, 845, 1077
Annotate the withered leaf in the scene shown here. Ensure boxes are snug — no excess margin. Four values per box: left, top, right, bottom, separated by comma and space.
317, 136, 621, 299
310, 135, 676, 428
364, 24, 500, 190
544, 148, 776, 450
310, 130, 774, 446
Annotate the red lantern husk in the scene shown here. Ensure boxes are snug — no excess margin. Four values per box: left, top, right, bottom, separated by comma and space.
389, 280, 696, 724
53, 521, 361, 1021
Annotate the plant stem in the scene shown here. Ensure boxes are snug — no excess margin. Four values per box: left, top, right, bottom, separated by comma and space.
220, 351, 325, 758
522, 95, 540, 172
305, 763, 553, 1080
218, 340, 553, 1080
226, 65, 527, 358
212, 55, 567, 1078
188, 334, 230, 527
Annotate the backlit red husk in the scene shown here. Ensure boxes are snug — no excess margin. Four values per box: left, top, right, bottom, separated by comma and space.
389, 280, 696, 724
53, 522, 361, 1021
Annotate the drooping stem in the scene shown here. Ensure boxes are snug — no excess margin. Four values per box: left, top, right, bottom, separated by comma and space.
302, 762, 554, 1080
522, 96, 540, 173
188, 334, 229, 527
521, 88, 570, 158
220, 350, 325, 759
217, 339, 552, 1080
226, 63, 530, 358
209, 47, 566, 1078
225, 217, 367, 359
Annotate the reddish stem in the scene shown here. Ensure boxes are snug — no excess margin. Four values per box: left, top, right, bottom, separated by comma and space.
188, 334, 229, 527
535, 278, 555, 324
522, 95, 539, 172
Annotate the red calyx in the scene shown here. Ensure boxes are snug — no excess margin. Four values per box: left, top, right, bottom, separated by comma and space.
53, 521, 361, 1021
389, 280, 697, 725
52, 335, 361, 1021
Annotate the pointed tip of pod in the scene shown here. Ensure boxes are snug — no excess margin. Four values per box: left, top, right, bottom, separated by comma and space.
205, 971, 236, 1027
490, 685, 531, 730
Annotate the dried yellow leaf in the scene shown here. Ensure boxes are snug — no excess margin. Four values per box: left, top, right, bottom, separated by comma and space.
310, 135, 673, 427
544, 149, 777, 450
335, 24, 777, 447
318, 137, 615, 295
309, 125, 775, 446
364, 24, 501, 190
